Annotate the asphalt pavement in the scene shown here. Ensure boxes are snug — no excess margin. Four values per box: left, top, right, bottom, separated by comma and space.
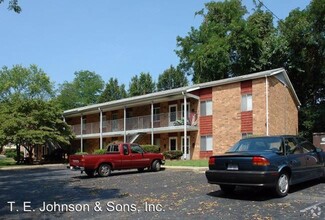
0, 165, 324, 219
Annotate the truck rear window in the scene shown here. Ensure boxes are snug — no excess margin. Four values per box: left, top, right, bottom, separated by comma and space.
107, 145, 119, 152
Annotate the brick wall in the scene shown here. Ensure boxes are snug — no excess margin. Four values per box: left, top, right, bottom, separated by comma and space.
252, 78, 266, 135
212, 82, 242, 154
268, 76, 298, 135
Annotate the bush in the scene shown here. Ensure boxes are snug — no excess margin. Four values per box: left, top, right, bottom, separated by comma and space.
142, 145, 160, 153
93, 149, 107, 154
5, 149, 24, 161
163, 150, 183, 160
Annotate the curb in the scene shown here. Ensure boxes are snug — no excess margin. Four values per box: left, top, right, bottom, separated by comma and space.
0, 164, 66, 171
162, 165, 208, 171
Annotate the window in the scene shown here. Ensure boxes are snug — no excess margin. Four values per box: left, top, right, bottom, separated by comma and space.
102, 115, 107, 128
301, 142, 316, 153
200, 136, 213, 151
130, 145, 144, 154
169, 137, 177, 151
153, 107, 160, 122
200, 100, 212, 116
241, 94, 252, 111
107, 144, 119, 152
169, 105, 177, 125
82, 118, 86, 131
181, 103, 190, 119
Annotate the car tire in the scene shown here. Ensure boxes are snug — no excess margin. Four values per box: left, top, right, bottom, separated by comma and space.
275, 172, 289, 197
151, 160, 161, 172
85, 169, 95, 177
220, 185, 236, 194
138, 168, 145, 172
98, 164, 111, 177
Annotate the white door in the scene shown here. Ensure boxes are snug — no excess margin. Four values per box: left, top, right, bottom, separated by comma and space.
169, 137, 177, 151
169, 105, 177, 126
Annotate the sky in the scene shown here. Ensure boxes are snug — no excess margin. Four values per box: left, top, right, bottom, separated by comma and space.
0, 0, 311, 89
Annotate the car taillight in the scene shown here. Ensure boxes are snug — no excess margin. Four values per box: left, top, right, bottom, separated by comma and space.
209, 157, 216, 165
252, 156, 270, 166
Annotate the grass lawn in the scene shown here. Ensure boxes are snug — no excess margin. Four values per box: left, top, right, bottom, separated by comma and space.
164, 159, 208, 167
0, 157, 16, 167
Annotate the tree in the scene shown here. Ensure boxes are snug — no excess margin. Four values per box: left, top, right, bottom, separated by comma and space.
98, 77, 127, 103
0, 64, 54, 101
0, 98, 74, 163
0, 0, 21, 13
279, 0, 325, 138
176, 0, 280, 83
128, 72, 155, 97
56, 70, 104, 110
156, 65, 188, 91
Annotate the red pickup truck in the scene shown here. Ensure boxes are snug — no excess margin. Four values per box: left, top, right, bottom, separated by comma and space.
68, 143, 165, 177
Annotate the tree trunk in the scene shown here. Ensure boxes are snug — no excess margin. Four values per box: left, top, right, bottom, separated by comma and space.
16, 145, 21, 164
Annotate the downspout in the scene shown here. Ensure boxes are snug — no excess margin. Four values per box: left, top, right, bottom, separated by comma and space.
99, 108, 103, 149
265, 76, 269, 136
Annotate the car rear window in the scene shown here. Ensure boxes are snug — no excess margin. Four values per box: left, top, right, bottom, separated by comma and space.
228, 137, 282, 152
107, 145, 119, 153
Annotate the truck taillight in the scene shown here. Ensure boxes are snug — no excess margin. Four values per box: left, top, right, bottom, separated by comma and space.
252, 156, 270, 166
209, 157, 216, 165
81, 155, 85, 162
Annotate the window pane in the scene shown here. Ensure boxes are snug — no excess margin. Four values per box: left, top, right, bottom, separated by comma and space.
206, 136, 213, 151
247, 94, 252, 111
200, 136, 207, 151
241, 95, 247, 111
206, 101, 212, 115
200, 102, 206, 116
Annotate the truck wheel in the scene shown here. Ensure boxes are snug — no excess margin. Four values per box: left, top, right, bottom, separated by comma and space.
85, 170, 95, 177
275, 172, 289, 197
151, 160, 161, 172
98, 164, 111, 177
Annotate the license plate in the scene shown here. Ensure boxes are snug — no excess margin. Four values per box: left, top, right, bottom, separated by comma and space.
227, 164, 238, 170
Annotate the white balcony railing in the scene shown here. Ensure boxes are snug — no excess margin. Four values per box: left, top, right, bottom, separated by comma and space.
71, 111, 198, 135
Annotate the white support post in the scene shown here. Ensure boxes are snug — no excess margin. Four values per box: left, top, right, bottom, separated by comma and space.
80, 114, 83, 152
265, 76, 269, 136
151, 102, 154, 145
124, 106, 126, 142
183, 94, 187, 160
99, 108, 103, 149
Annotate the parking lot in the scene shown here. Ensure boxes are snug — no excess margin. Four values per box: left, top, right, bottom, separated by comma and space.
0, 165, 324, 219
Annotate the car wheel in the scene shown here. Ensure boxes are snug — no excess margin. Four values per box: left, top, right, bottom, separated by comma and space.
98, 164, 111, 177
151, 160, 161, 172
275, 172, 289, 197
85, 170, 95, 177
138, 168, 145, 172
220, 185, 236, 194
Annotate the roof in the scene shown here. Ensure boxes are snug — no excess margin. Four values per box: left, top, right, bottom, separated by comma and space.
63, 68, 301, 117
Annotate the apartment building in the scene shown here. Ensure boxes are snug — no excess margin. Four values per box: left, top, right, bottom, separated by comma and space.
63, 68, 300, 159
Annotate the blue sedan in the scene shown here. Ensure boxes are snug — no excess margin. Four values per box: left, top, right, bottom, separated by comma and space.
205, 135, 325, 197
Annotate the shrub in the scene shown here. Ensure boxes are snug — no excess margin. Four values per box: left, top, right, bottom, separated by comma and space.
163, 150, 183, 160
93, 149, 107, 154
142, 145, 160, 153
5, 149, 23, 161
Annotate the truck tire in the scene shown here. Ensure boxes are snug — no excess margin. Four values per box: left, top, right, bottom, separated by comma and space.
151, 160, 161, 172
85, 170, 95, 177
98, 164, 111, 177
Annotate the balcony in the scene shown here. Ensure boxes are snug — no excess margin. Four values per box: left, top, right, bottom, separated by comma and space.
70, 111, 198, 136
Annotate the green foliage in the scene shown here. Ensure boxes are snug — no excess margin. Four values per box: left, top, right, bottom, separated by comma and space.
141, 145, 160, 153
163, 150, 183, 160
128, 72, 155, 97
0, 64, 54, 101
4, 149, 23, 161
157, 65, 188, 91
56, 70, 104, 110
93, 149, 107, 154
0, 98, 75, 160
75, 151, 88, 155
98, 77, 127, 103
0, 0, 21, 13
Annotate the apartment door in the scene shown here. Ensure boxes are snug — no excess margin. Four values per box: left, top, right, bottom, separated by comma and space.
169, 105, 177, 126
169, 137, 177, 151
